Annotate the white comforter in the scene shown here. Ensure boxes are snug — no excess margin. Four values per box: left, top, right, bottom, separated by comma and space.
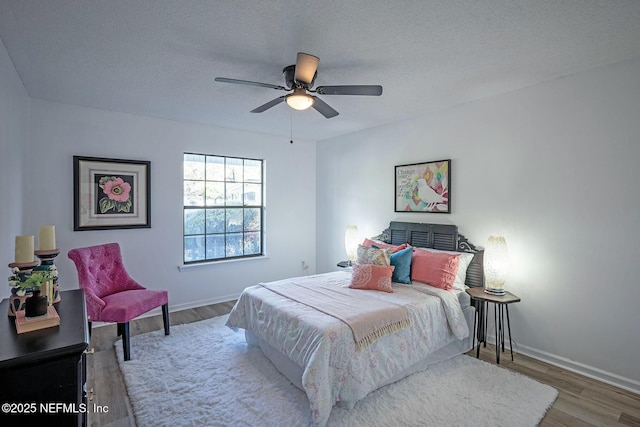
226, 271, 469, 426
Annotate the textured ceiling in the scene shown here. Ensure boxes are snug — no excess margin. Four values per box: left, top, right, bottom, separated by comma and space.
1, 0, 639, 141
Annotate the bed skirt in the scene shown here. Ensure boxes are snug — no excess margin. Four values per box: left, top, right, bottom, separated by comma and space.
245, 304, 476, 410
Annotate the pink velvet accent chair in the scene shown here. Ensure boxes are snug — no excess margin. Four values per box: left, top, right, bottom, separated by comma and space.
68, 243, 169, 361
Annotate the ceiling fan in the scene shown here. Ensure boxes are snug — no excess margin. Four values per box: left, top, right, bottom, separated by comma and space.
215, 52, 383, 119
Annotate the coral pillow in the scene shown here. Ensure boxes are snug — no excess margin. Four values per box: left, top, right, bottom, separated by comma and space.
357, 244, 393, 266
413, 247, 474, 290
362, 238, 409, 253
411, 250, 460, 290
349, 264, 395, 293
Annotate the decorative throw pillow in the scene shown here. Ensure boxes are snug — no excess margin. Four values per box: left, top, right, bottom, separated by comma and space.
349, 264, 395, 293
413, 247, 474, 290
411, 250, 460, 290
362, 238, 409, 253
356, 244, 393, 266
389, 246, 413, 284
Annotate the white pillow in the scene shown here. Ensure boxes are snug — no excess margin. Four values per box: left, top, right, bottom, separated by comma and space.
412, 247, 474, 290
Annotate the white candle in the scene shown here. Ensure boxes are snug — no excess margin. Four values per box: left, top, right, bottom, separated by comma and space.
15, 235, 34, 263
38, 225, 56, 250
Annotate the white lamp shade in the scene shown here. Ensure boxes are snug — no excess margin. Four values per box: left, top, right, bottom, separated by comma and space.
344, 225, 359, 261
484, 236, 509, 292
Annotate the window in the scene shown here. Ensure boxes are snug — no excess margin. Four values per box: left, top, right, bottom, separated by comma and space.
183, 153, 264, 263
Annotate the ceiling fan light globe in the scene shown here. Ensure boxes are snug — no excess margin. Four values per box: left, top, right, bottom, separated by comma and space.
286, 93, 314, 110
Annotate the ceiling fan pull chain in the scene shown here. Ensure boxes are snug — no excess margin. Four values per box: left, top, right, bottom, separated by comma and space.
290, 109, 293, 144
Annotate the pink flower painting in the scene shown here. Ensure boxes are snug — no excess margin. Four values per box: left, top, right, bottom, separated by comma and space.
97, 175, 133, 214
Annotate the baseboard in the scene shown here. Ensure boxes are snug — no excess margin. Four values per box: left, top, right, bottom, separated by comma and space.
164, 293, 240, 313
91, 293, 240, 328
484, 336, 640, 396
516, 343, 640, 396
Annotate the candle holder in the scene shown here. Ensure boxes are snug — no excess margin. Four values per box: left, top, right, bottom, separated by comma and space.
34, 249, 62, 307
7, 261, 39, 317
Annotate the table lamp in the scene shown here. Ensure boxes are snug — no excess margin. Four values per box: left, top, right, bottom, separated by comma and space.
484, 235, 508, 295
344, 225, 359, 266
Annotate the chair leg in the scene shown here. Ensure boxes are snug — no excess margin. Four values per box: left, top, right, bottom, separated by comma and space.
118, 322, 131, 361
162, 303, 170, 335
87, 320, 92, 339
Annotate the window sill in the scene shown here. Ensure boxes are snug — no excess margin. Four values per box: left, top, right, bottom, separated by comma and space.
178, 255, 269, 272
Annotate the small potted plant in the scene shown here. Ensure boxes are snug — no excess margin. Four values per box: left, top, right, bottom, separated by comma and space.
8, 266, 57, 317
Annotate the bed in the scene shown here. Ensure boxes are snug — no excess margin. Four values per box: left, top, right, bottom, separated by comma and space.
226, 222, 484, 426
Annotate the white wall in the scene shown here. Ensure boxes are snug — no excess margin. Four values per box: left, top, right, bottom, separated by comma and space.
316, 57, 640, 391
0, 38, 28, 273
18, 99, 316, 311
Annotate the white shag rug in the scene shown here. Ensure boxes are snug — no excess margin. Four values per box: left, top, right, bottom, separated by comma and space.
115, 315, 557, 427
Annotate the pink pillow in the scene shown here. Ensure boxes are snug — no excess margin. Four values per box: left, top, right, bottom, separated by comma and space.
361, 238, 409, 253
349, 264, 395, 293
411, 250, 460, 290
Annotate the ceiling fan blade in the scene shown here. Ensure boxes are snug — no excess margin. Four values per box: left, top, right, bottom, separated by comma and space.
312, 96, 339, 119
294, 52, 320, 85
315, 85, 383, 96
215, 77, 288, 91
251, 96, 286, 113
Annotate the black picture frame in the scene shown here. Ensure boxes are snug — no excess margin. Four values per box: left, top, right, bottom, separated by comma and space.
394, 159, 451, 213
73, 156, 151, 230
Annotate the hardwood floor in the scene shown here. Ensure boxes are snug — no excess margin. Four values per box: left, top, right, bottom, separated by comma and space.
87, 301, 640, 426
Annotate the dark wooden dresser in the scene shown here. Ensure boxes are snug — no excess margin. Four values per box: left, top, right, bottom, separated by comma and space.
0, 289, 89, 426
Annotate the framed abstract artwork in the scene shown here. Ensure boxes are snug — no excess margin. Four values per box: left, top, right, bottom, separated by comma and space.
394, 159, 451, 213
73, 156, 151, 230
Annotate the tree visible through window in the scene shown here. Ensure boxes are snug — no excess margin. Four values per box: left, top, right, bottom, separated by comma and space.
183, 153, 263, 263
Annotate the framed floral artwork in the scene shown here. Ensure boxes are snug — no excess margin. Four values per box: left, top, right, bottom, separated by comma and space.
395, 159, 450, 213
73, 156, 151, 230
